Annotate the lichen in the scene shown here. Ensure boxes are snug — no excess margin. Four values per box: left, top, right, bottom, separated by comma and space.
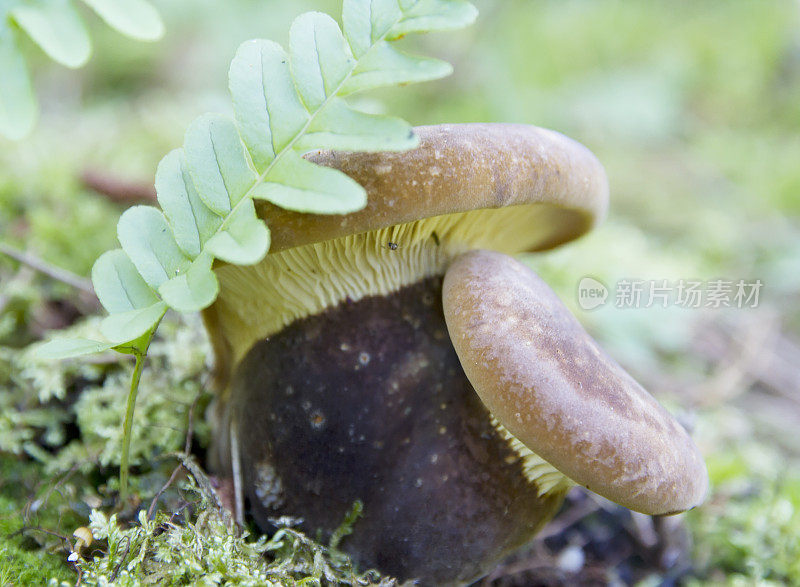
2, 315, 212, 476
75, 480, 391, 586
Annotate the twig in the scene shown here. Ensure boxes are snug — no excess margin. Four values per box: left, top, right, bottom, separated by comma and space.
176, 452, 227, 513
0, 242, 95, 296
147, 391, 202, 520
110, 534, 132, 582
9, 525, 69, 542
82, 169, 157, 204
9, 526, 72, 554
535, 488, 601, 541
147, 466, 185, 521
691, 312, 800, 405
26, 462, 83, 524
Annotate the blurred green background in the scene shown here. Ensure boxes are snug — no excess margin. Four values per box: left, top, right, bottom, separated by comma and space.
2, 0, 800, 583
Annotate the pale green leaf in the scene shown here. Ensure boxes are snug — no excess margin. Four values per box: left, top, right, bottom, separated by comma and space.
289, 12, 355, 111
99, 301, 167, 343
343, 0, 402, 58
33, 337, 115, 359
205, 199, 270, 265
80, 0, 164, 41
117, 206, 190, 290
297, 98, 417, 152
342, 42, 451, 94
390, 0, 478, 38
184, 114, 258, 216
229, 39, 309, 172
10, 0, 91, 68
158, 253, 219, 313
0, 22, 36, 140
156, 149, 222, 258
92, 249, 160, 313
253, 150, 367, 214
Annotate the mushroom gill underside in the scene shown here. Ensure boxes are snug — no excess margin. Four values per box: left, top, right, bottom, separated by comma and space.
207, 201, 587, 374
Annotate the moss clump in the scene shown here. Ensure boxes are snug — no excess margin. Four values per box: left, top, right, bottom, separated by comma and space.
1, 315, 212, 475
0, 463, 75, 586
687, 436, 800, 584
76, 480, 390, 586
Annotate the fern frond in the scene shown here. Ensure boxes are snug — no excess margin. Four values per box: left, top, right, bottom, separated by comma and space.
34, 0, 477, 505
0, 0, 163, 140
38, 0, 475, 358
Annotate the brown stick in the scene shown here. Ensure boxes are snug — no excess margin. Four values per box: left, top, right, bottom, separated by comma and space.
0, 242, 95, 296
82, 169, 157, 204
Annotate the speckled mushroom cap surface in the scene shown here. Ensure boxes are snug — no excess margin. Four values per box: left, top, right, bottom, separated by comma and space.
442, 250, 709, 515
205, 123, 610, 378
256, 123, 609, 253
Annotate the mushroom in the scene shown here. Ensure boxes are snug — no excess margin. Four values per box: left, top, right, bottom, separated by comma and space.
443, 249, 707, 516
68, 526, 93, 562
202, 123, 707, 585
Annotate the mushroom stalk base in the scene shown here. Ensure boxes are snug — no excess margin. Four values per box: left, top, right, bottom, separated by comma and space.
225, 276, 566, 585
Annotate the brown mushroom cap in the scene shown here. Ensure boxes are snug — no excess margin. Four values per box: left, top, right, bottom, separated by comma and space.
442, 249, 708, 515
258, 123, 609, 253
205, 123, 610, 379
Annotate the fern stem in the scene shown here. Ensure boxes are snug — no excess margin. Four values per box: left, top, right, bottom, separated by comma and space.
120, 346, 148, 503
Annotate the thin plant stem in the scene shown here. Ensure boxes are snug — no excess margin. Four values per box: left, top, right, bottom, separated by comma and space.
120, 348, 147, 503
0, 242, 95, 295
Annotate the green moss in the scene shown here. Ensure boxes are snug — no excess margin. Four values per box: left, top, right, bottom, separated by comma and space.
0, 315, 211, 475
0, 540, 73, 586
687, 439, 800, 584
74, 481, 389, 586
0, 458, 78, 585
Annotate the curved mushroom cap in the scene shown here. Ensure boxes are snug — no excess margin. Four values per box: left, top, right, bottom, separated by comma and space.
206, 124, 609, 379
257, 123, 609, 253
442, 249, 708, 515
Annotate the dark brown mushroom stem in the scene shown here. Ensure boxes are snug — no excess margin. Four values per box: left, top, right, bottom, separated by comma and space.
225, 276, 566, 584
